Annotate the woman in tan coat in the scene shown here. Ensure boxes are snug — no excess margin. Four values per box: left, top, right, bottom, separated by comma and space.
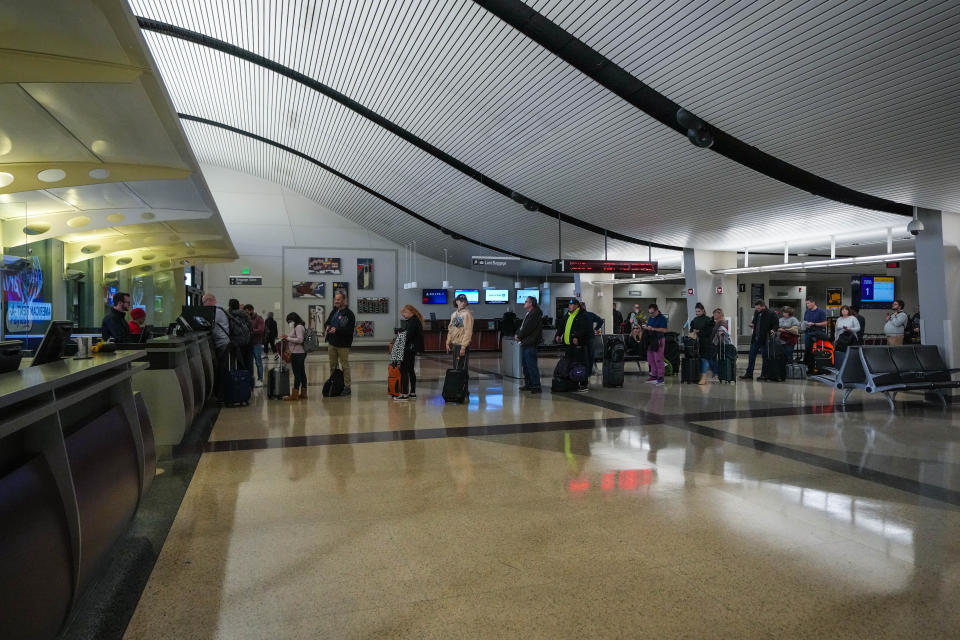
446, 293, 475, 371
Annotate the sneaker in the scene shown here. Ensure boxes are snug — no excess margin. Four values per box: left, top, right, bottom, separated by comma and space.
393, 395, 409, 401
739, 374, 753, 380
409, 393, 417, 398
255, 380, 263, 388
645, 378, 659, 384
576, 386, 589, 393
655, 378, 665, 385
342, 387, 352, 396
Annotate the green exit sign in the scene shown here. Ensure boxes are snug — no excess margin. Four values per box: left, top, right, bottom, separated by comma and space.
241, 268, 250, 274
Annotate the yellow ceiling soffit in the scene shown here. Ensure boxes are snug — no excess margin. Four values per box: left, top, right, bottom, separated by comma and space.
0, 162, 191, 195
0, 48, 146, 84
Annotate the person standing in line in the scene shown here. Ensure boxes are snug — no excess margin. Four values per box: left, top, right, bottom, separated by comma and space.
128, 307, 147, 336
446, 293, 475, 371
580, 301, 604, 375
642, 303, 669, 385
612, 303, 624, 334
741, 300, 778, 381
851, 305, 866, 345
883, 299, 909, 346
701, 308, 732, 384
264, 311, 279, 358
281, 312, 308, 400
101, 291, 132, 342
244, 304, 266, 387
227, 298, 254, 387
203, 292, 230, 403
515, 295, 544, 394
394, 304, 425, 401
802, 297, 828, 374
325, 290, 356, 395
554, 299, 592, 391
689, 302, 715, 384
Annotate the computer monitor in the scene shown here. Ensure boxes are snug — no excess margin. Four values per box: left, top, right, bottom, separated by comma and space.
31, 321, 73, 366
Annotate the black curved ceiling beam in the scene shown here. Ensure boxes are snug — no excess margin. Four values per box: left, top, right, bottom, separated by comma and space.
473, 0, 913, 218
177, 113, 548, 264
137, 16, 685, 252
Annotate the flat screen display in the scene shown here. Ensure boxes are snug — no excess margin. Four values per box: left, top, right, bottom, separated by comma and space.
484, 289, 509, 304
516, 288, 540, 304
454, 289, 479, 304
860, 276, 895, 303
421, 288, 448, 304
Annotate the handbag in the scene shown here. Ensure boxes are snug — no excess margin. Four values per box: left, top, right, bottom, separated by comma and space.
281, 339, 292, 363
390, 331, 407, 363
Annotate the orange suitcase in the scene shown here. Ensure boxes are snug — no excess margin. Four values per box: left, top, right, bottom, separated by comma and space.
388, 362, 402, 396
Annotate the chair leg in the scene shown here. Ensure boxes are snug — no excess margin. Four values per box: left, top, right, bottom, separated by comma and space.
935, 391, 948, 409
883, 391, 896, 411
842, 388, 853, 405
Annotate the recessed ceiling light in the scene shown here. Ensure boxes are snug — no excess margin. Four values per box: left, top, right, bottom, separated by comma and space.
141, 212, 156, 220
0, 172, 13, 188
140, 265, 153, 272
116, 257, 133, 265
37, 168, 66, 182
67, 216, 91, 228
81, 244, 100, 254
91, 140, 109, 154
142, 254, 156, 261
106, 213, 125, 223
23, 222, 51, 235
88, 168, 110, 179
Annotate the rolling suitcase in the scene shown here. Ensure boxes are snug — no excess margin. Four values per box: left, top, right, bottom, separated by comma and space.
681, 357, 701, 383
765, 334, 786, 381
322, 368, 345, 397
268, 364, 290, 399
224, 354, 252, 406
442, 358, 468, 403
388, 362, 402, 396
716, 341, 737, 383
602, 336, 625, 388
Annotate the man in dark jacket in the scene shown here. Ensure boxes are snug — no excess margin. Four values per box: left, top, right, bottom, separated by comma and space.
325, 289, 356, 395
612, 304, 624, 334
554, 299, 592, 391
851, 305, 866, 345
515, 296, 544, 393
742, 300, 779, 381
101, 291, 132, 342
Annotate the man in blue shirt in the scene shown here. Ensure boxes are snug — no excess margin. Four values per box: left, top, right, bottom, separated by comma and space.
802, 297, 828, 372
643, 304, 669, 384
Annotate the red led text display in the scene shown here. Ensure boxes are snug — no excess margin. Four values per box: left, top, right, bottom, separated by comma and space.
552, 259, 658, 274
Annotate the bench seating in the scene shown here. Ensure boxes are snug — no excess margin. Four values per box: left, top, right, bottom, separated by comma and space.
812, 345, 960, 410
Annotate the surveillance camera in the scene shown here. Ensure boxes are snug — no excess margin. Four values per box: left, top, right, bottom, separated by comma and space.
907, 218, 924, 236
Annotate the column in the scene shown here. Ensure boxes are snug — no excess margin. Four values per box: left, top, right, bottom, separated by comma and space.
682, 249, 739, 337
915, 208, 960, 366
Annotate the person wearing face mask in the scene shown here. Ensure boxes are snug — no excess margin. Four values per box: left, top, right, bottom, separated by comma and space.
281, 312, 308, 400
393, 305, 425, 400
446, 293, 475, 371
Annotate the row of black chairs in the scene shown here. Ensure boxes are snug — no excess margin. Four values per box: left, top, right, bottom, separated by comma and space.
813, 345, 960, 410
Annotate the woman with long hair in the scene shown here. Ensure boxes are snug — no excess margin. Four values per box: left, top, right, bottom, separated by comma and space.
281, 312, 308, 400
701, 308, 733, 384
395, 304, 425, 400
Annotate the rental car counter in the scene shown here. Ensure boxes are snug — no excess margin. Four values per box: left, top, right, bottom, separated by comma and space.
0, 350, 157, 640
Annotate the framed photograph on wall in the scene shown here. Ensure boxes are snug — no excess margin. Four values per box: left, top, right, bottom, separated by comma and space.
357, 258, 374, 290
292, 282, 326, 298
357, 297, 389, 314
307, 305, 326, 331
355, 320, 374, 337
331, 281, 349, 296
307, 257, 341, 275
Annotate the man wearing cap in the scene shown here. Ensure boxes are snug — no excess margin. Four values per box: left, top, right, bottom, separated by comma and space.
446, 293, 475, 371
554, 299, 592, 391
128, 307, 147, 336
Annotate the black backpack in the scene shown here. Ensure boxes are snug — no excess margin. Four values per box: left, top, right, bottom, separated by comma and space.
221, 307, 252, 348
322, 369, 345, 397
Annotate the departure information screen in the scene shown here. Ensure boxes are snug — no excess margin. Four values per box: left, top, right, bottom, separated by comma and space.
552, 259, 658, 274
860, 276, 895, 303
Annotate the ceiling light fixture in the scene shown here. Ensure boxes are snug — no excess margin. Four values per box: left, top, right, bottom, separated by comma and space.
88, 168, 110, 179
711, 252, 915, 275
0, 172, 13, 188
37, 168, 66, 182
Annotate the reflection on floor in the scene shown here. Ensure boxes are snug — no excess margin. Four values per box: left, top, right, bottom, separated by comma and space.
124, 353, 960, 639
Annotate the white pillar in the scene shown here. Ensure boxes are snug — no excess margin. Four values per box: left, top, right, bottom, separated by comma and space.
683, 249, 739, 337
915, 208, 960, 366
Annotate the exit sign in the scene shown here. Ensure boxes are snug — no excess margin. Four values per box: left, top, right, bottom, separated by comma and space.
241, 268, 251, 274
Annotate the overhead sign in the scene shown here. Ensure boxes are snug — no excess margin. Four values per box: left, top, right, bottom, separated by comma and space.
552, 259, 658, 274
472, 257, 518, 268
229, 275, 263, 286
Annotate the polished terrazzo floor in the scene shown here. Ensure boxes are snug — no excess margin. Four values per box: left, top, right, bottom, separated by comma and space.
124, 352, 960, 639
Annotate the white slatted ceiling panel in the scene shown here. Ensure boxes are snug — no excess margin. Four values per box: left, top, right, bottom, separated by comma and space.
530, 0, 960, 211
130, 0, 914, 262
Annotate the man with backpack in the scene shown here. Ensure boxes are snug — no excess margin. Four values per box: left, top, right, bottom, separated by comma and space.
554, 299, 592, 392
244, 304, 265, 387
227, 299, 254, 388
325, 290, 356, 396
203, 293, 231, 402
515, 296, 543, 394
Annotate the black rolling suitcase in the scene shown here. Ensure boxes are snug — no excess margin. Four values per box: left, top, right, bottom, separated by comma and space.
664, 332, 680, 376
442, 355, 468, 402
681, 357, 701, 383
223, 354, 252, 407
716, 341, 737, 383
765, 334, 787, 381
602, 336, 625, 388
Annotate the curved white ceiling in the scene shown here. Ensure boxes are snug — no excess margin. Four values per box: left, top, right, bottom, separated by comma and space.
128, 0, 956, 265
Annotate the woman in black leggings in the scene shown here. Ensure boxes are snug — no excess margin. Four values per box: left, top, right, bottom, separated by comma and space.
395, 305, 424, 400
282, 312, 308, 400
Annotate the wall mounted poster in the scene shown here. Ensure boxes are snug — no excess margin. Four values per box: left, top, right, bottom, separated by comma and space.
357, 297, 389, 314
308, 305, 326, 331
357, 258, 374, 290
308, 257, 341, 275
355, 321, 374, 337
292, 282, 325, 298
826, 288, 842, 310
331, 281, 349, 296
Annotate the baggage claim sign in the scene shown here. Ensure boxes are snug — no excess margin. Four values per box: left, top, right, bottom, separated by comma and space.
551, 259, 658, 274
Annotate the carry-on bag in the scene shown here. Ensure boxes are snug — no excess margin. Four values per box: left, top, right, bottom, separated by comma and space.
388, 362, 402, 396
664, 332, 680, 375
442, 357, 468, 403
765, 334, 787, 381
681, 357, 702, 383
268, 365, 290, 399
224, 354, 252, 406
322, 368, 345, 397
602, 336, 625, 388
716, 342, 737, 383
